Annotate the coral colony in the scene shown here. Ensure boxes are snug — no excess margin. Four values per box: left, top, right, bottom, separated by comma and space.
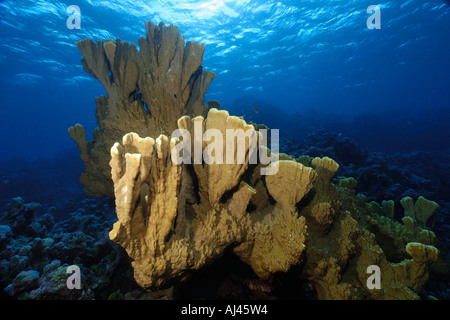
1, 21, 448, 300
170, 124, 279, 175
66, 21, 445, 298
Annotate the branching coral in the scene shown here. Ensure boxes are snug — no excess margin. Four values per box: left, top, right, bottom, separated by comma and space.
109, 109, 316, 289
69, 21, 216, 197
401, 196, 439, 229
108, 108, 442, 299
296, 174, 440, 300
70, 21, 445, 299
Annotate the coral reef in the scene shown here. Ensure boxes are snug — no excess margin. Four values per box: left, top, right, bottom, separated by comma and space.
0, 142, 448, 299
62, 21, 449, 300
69, 21, 216, 197
282, 129, 450, 261
107, 106, 443, 299
0, 197, 138, 300
2, 21, 445, 300
400, 196, 439, 229
108, 108, 315, 288
300, 176, 442, 300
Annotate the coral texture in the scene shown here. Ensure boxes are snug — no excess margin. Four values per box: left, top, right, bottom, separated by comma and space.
0, 197, 123, 300
401, 196, 439, 229
300, 177, 441, 300
66, 21, 445, 299
109, 108, 315, 288
108, 107, 441, 299
69, 21, 216, 197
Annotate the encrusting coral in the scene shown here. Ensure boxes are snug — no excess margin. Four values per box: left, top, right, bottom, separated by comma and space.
70, 21, 446, 299
69, 21, 216, 197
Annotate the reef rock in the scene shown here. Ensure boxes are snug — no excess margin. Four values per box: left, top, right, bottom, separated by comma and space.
4, 270, 40, 297
0, 225, 11, 245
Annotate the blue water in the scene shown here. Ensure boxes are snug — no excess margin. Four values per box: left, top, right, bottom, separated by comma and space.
0, 0, 450, 300
0, 0, 449, 160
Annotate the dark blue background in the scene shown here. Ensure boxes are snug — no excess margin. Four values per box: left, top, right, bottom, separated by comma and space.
0, 0, 449, 160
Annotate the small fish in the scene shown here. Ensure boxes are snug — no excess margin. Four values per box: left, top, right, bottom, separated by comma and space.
253, 108, 259, 114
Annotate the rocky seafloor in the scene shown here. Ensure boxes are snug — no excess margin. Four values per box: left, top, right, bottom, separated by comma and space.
1, 128, 449, 300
